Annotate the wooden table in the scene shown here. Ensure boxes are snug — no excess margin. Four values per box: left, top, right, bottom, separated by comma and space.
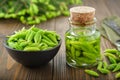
0, 0, 120, 80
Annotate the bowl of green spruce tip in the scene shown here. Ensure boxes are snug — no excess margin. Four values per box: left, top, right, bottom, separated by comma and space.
4, 26, 61, 67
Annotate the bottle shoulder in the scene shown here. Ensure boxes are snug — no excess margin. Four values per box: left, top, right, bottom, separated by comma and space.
66, 27, 100, 36
65, 28, 100, 41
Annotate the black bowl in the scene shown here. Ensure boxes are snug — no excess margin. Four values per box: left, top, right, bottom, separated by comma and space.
3, 37, 61, 67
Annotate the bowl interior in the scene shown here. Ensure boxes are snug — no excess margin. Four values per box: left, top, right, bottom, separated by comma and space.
4, 36, 62, 52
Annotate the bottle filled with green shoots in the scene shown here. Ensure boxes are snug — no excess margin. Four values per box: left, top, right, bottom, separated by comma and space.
65, 6, 101, 68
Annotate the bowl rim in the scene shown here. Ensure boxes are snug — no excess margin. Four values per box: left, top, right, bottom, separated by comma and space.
3, 37, 62, 52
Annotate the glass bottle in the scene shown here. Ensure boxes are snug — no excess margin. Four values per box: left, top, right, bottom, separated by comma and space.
65, 6, 101, 68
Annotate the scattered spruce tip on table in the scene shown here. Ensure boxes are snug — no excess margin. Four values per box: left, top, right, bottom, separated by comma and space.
84, 48, 120, 79
0, 0, 82, 25
85, 69, 99, 77
7, 25, 60, 51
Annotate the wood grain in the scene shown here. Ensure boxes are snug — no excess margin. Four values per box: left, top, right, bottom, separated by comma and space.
0, 0, 120, 80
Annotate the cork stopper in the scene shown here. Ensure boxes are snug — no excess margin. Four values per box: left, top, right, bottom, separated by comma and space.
70, 6, 96, 25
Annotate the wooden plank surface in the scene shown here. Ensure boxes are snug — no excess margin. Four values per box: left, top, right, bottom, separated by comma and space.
0, 0, 120, 80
